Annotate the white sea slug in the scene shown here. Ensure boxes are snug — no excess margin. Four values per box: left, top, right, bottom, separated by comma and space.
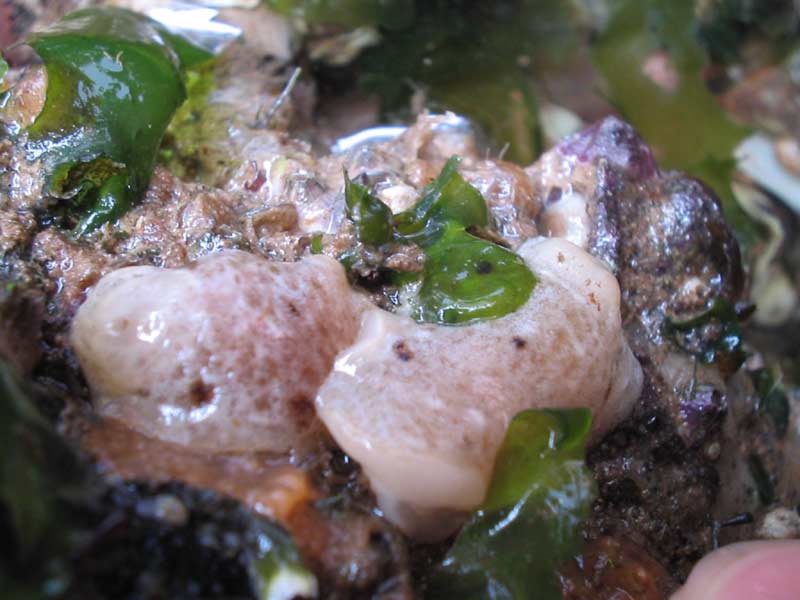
71, 250, 363, 453
315, 237, 643, 540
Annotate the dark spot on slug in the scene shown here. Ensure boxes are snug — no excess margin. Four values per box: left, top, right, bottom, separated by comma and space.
288, 302, 300, 316
189, 380, 214, 407
476, 261, 493, 274
288, 395, 315, 428
393, 340, 413, 362
512, 336, 527, 349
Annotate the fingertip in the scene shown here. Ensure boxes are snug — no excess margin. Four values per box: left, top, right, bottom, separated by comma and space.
672, 540, 800, 600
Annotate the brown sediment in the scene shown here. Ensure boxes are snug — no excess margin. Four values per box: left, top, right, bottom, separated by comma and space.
559, 536, 675, 600
80, 416, 316, 525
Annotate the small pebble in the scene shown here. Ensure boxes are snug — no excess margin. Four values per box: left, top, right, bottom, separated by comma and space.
705, 441, 721, 461
775, 137, 800, 177
757, 507, 800, 540
136, 494, 189, 527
